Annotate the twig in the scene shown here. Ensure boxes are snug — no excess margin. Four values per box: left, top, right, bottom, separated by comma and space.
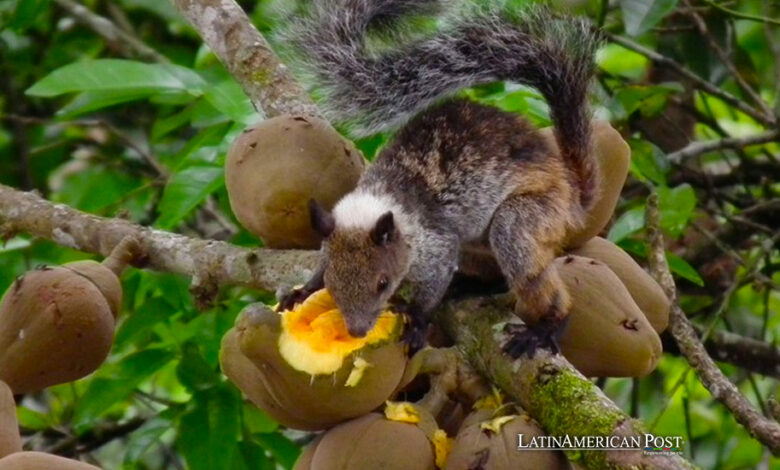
53, 0, 168, 63
604, 31, 777, 126
699, 0, 780, 27
170, 0, 320, 118
666, 129, 780, 163
682, 0, 775, 120
645, 193, 780, 455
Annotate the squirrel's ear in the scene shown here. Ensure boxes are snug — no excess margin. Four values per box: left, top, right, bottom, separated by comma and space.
370, 211, 395, 246
309, 199, 335, 238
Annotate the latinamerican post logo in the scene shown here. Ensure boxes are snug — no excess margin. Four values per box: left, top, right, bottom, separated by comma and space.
517, 434, 683, 456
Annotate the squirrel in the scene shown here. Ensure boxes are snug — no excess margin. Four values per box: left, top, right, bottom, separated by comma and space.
278, 0, 601, 355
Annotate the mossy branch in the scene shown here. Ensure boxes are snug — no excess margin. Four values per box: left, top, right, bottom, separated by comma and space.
435, 296, 695, 470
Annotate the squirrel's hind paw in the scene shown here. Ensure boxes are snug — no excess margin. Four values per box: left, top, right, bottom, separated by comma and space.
502, 317, 569, 359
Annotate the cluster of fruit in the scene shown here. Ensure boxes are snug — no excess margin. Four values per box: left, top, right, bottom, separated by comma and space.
219, 291, 573, 469
0, 239, 136, 468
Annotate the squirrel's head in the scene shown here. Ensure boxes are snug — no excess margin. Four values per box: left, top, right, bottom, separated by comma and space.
310, 196, 411, 337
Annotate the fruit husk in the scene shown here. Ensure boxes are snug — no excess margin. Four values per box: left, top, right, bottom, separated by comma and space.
225, 115, 365, 248
555, 255, 662, 377
541, 122, 631, 249
445, 410, 570, 470
570, 237, 670, 333
0, 451, 101, 469
310, 412, 436, 470
0, 267, 115, 394
220, 302, 406, 430
0, 381, 21, 459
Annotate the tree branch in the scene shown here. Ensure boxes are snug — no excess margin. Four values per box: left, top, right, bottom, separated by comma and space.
0, 183, 319, 295
645, 193, 780, 455
604, 32, 777, 127
53, 0, 169, 63
170, 0, 320, 118
665, 129, 780, 163
436, 296, 694, 469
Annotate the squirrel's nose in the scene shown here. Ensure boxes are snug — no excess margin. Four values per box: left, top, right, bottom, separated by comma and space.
346, 323, 369, 338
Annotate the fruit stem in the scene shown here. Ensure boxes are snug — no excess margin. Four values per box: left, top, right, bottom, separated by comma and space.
102, 236, 141, 276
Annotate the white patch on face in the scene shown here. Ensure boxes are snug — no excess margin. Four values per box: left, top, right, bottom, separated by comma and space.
333, 191, 407, 231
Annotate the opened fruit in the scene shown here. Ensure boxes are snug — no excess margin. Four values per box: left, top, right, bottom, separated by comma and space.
220, 294, 406, 430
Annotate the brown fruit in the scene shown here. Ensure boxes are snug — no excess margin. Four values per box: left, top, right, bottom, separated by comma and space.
309, 412, 435, 470
541, 122, 631, 248
293, 436, 324, 470
0, 381, 21, 459
225, 115, 365, 248
62, 261, 122, 317
0, 452, 101, 469
0, 267, 115, 394
555, 255, 662, 377
446, 411, 569, 470
570, 237, 669, 333
219, 302, 406, 430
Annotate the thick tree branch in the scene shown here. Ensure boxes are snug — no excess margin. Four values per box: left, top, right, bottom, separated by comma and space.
436, 296, 694, 469
170, 0, 320, 118
0, 184, 319, 295
646, 193, 780, 455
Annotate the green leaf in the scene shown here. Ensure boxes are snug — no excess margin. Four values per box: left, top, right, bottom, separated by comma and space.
177, 387, 242, 470
658, 184, 696, 237
176, 342, 221, 391
254, 432, 300, 470
72, 349, 175, 429
57, 89, 161, 118
156, 166, 224, 229
123, 417, 175, 464
666, 252, 704, 286
16, 406, 52, 430
8, 0, 49, 31
202, 80, 255, 123
115, 296, 171, 349
608, 206, 645, 242
26, 59, 190, 97
244, 405, 278, 434
620, 0, 678, 36
629, 139, 669, 185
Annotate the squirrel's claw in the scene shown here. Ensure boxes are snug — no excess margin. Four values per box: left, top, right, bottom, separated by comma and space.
395, 303, 428, 355
277, 287, 315, 312
502, 317, 568, 359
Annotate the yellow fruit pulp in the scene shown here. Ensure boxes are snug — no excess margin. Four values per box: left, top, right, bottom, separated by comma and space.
278, 289, 398, 375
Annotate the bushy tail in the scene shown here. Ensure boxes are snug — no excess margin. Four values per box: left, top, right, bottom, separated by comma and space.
284, 0, 601, 208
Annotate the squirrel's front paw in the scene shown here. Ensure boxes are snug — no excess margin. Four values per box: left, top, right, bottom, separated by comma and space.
276, 287, 315, 312
502, 316, 569, 359
394, 303, 428, 354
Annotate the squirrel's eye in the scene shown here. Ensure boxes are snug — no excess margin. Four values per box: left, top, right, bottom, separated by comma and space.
377, 276, 389, 292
